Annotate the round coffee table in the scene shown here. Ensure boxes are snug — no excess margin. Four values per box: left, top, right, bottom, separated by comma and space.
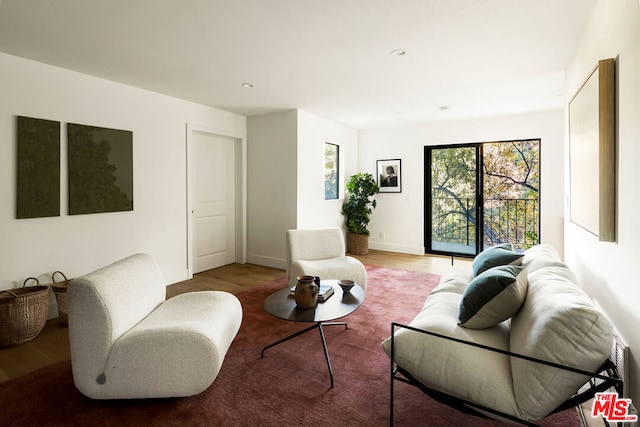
260, 280, 365, 388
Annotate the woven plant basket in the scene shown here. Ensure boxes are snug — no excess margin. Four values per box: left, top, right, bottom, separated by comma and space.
347, 232, 369, 255
51, 271, 69, 326
0, 278, 49, 347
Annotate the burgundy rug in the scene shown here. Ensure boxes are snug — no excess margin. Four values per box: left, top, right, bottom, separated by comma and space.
0, 265, 581, 426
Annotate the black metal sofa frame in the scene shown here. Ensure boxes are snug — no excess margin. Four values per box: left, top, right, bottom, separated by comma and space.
389, 322, 624, 427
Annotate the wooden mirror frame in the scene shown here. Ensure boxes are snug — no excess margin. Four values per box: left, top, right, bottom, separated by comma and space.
569, 58, 616, 242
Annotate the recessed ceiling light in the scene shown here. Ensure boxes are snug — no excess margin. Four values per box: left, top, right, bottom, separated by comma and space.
241, 82, 254, 88
390, 49, 406, 56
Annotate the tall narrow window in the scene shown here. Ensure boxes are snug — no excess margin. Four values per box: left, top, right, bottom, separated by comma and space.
325, 143, 339, 200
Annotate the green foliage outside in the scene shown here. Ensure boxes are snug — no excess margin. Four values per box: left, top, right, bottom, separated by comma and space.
324, 143, 338, 200
431, 145, 477, 247
431, 140, 540, 250
483, 140, 539, 249
342, 173, 378, 236
325, 170, 338, 200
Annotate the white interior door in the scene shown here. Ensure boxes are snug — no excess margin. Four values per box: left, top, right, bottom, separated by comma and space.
192, 132, 236, 273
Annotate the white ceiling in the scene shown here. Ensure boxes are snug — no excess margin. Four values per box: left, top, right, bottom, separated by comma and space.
0, 0, 597, 129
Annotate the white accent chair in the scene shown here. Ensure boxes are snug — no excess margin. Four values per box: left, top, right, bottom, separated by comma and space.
67, 253, 242, 400
286, 227, 367, 290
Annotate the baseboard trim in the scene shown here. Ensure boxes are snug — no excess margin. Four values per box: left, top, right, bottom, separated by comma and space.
165, 268, 190, 285
368, 241, 424, 255
247, 254, 286, 270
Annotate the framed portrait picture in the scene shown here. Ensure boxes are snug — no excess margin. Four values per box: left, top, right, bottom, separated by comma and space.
377, 159, 401, 193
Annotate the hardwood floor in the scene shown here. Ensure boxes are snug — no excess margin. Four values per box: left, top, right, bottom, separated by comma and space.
0, 250, 471, 384
352, 249, 471, 275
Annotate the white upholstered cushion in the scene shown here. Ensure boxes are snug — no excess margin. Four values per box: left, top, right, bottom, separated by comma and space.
286, 228, 345, 263
92, 291, 242, 399
521, 243, 563, 273
509, 260, 613, 420
286, 228, 367, 289
289, 257, 367, 290
68, 253, 166, 387
383, 244, 614, 423
382, 274, 518, 417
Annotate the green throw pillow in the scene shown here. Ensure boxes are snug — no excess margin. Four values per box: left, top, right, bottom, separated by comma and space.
472, 243, 523, 277
459, 265, 528, 329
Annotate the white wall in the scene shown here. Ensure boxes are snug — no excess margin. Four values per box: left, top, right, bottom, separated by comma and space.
247, 109, 359, 269
0, 52, 246, 315
297, 110, 359, 229
358, 109, 565, 255
247, 110, 298, 268
564, 0, 640, 403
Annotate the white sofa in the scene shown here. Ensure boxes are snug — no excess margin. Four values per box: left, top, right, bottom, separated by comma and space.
68, 253, 242, 399
383, 244, 620, 423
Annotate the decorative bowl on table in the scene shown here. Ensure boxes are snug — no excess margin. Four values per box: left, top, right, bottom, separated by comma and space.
338, 279, 355, 293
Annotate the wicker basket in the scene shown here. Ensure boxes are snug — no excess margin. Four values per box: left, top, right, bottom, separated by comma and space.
0, 278, 49, 347
51, 271, 69, 326
347, 232, 369, 255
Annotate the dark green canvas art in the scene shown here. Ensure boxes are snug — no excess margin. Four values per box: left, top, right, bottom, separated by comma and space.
68, 123, 133, 215
17, 116, 61, 219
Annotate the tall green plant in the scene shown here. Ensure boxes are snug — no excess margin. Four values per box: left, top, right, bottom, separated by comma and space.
342, 173, 379, 236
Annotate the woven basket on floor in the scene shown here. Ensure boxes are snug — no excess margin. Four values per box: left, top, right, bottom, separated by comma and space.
51, 271, 69, 326
0, 278, 49, 347
347, 232, 369, 255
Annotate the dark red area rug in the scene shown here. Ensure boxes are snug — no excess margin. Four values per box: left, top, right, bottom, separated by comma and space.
0, 265, 580, 426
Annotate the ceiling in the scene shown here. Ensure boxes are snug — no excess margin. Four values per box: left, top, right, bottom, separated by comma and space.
0, 0, 597, 130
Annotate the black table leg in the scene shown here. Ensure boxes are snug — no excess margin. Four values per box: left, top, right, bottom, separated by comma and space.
260, 321, 348, 388
317, 323, 334, 388
260, 322, 320, 358
321, 321, 347, 330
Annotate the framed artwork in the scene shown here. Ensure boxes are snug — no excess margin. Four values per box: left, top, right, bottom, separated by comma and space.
324, 142, 339, 200
16, 116, 61, 219
377, 159, 401, 193
68, 123, 133, 215
568, 58, 615, 242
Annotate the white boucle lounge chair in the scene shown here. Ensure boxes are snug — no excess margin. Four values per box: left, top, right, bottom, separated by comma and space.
286, 227, 367, 290
68, 253, 242, 399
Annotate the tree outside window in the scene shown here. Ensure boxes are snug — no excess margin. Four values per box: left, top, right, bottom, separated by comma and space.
325, 143, 339, 200
429, 139, 540, 254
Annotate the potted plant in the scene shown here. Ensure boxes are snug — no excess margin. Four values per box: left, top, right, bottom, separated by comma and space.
342, 172, 379, 254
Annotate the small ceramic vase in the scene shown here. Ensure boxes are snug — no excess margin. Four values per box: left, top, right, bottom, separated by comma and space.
294, 275, 318, 309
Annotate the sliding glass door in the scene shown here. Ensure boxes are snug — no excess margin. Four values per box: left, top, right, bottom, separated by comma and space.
427, 144, 481, 256
425, 140, 540, 257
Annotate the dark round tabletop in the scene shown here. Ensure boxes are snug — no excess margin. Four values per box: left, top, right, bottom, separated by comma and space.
264, 279, 365, 323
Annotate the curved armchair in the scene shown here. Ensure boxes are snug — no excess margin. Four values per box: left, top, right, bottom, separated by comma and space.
286, 227, 367, 290
67, 253, 242, 400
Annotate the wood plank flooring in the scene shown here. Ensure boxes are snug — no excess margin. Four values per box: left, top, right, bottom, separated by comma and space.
0, 250, 471, 384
